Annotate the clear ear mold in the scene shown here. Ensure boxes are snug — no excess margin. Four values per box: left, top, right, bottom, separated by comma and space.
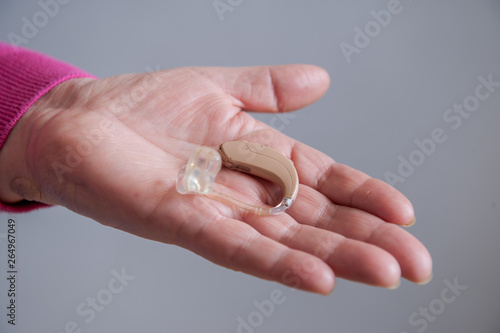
176, 142, 299, 216
176, 146, 221, 195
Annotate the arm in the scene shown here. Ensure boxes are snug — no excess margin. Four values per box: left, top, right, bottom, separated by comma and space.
0, 42, 95, 211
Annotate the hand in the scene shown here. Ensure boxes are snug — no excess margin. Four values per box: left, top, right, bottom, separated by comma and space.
0, 65, 432, 294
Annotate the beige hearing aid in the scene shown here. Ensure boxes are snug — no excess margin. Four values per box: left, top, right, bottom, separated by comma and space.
176, 141, 299, 215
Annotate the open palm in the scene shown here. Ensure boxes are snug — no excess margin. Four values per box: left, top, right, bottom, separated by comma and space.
10, 65, 432, 294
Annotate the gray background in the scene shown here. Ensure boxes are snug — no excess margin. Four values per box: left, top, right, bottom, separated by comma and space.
1, 0, 499, 332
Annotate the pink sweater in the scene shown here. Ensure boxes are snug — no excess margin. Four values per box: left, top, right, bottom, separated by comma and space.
0, 42, 95, 212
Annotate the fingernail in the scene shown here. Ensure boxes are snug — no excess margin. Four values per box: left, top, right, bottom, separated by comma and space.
417, 272, 433, 285
387, 279, 401, 290
402, 216, 416, 228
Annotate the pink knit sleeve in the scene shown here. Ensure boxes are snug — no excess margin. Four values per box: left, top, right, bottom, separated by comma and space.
0, 42, 97, 212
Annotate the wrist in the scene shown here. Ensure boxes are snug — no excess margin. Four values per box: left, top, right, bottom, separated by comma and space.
0, 78, 94, 205
0, 101, 36, 203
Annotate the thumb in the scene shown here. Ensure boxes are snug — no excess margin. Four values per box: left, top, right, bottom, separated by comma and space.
198, 64, 330, 113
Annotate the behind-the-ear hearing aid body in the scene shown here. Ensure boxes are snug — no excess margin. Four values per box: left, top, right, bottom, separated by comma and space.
176, 141, 299, 215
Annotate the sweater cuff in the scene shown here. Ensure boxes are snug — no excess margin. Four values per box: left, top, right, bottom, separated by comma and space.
0, 44, 96, 212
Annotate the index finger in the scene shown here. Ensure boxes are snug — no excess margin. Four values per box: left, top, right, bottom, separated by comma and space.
290, 141, 415, 226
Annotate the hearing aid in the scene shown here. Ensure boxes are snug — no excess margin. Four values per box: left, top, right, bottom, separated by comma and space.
176, 141, 299, 215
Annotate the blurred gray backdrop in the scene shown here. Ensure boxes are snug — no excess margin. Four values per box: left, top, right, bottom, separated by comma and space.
1, 1, 499, 332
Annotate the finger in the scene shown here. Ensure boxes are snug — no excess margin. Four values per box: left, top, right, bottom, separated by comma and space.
156, 195, 335, 295
244, 213, 401, 288
196, 65, 330, 113
287, 185, 433, 284
290, 141, 416, 225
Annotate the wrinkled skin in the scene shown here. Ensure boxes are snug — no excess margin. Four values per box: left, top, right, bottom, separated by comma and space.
0, 65, 432, 294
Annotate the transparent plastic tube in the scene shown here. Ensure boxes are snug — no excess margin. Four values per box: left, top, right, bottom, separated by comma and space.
176, 146, 292, 215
